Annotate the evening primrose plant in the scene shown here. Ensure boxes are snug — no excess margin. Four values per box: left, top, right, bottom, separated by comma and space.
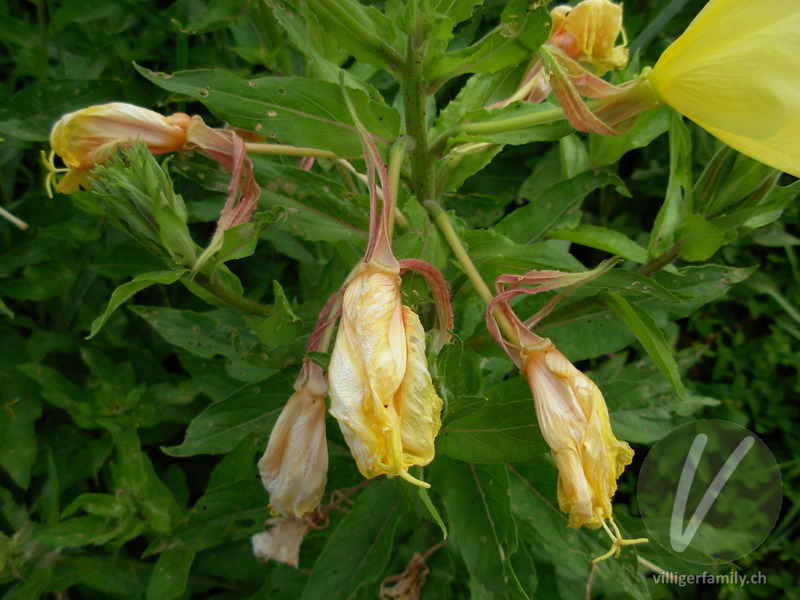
3, 0, 798, 598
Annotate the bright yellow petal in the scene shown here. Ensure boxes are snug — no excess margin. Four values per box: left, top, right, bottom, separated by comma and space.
652, 0, 800, 169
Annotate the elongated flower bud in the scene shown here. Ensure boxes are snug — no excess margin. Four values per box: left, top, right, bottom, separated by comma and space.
258, 387, 328, 518
523, 340, 633, 529
649, 0, 800, 177
49, 103, 191, 194
328, 262, 443, 487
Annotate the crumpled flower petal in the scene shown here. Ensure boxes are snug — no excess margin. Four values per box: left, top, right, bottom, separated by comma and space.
329, 263, 442, 486
258, 389, 328, 518
524, 342, 633, 529
549, 0, 628, 74
49, 103, 190, 193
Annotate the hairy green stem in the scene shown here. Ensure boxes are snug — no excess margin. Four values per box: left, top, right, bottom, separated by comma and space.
191, 273, 272, 317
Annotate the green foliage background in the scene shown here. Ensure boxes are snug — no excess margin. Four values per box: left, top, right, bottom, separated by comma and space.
1, 0, 799, 598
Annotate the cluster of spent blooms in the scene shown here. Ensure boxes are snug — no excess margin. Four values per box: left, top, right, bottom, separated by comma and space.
42, 0, 800, 570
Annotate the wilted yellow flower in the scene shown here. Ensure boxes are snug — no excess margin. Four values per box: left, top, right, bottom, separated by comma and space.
258, 386, 328, 518
650, 0, 800, 178
523, 340, 632, 530
549, 0, 628, 74
328, 262, 443, 487
48, 103, 191, 194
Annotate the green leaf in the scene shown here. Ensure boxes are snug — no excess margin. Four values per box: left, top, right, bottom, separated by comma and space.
304, 481, 406, 600
87, 270, 187, 339
254, 281, 304, 348
495, 171, 626, 245
0, 368, 42, 488
648, 111, 693, 256
425, 0, 549, 86
136, 66, 401, 156
589, 106, 671, 167
594, 350, 719, 444
255, 159, 368, 244
395, 476, 448, 539
147, 549, 196, 600
548, 224, 649, 264
433, 458, 527, 599
75, 556, 146, 597
145, 479, 268, 555
437, 377, 548, 463
289, 0, 404, 69
675, 214, 726, 261
163, 375, 294, 456
601, 291, 685, 399
509, 460, 650, 599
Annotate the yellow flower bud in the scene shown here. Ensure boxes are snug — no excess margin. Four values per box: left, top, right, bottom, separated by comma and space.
49, 103, 190, 194
523, 341, 633, 529
650, 0, 800, 178
549, 0, 628, 74
258, 388, 328, 518
329, 263, 443, 487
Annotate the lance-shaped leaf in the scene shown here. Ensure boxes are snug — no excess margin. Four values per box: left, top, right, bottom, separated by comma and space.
137, 66, 400, 157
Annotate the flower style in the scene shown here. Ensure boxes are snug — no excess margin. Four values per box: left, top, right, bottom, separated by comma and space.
47, 103, 191, 195
328, 261, 443, 487
258, 365, 328, 518
648, 0, 800, 178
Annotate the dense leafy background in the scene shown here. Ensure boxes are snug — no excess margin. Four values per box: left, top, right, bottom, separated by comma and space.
1, 0, 799, 598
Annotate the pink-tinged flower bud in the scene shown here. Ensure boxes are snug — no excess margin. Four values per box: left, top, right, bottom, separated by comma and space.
549, 0, 628, 75
49, 103, 190, 194
328, 262, 443, 487
258, 388, 328, 518
523, 340, 633, 529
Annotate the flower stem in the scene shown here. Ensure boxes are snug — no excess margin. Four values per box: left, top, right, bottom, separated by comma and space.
0, 206, 29, 230
459, 106, 566, 136
244, 143, 344, 160
424, 201, 521, 347
190, 273, 272, 317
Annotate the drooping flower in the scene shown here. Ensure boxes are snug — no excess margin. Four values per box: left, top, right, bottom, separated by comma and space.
523, 340, 633, 529
648, 0, 800, 178
47, 103, 191, 194
486, 263, 647, 561
258, 365, 328, 518
328, 261, 443, 487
